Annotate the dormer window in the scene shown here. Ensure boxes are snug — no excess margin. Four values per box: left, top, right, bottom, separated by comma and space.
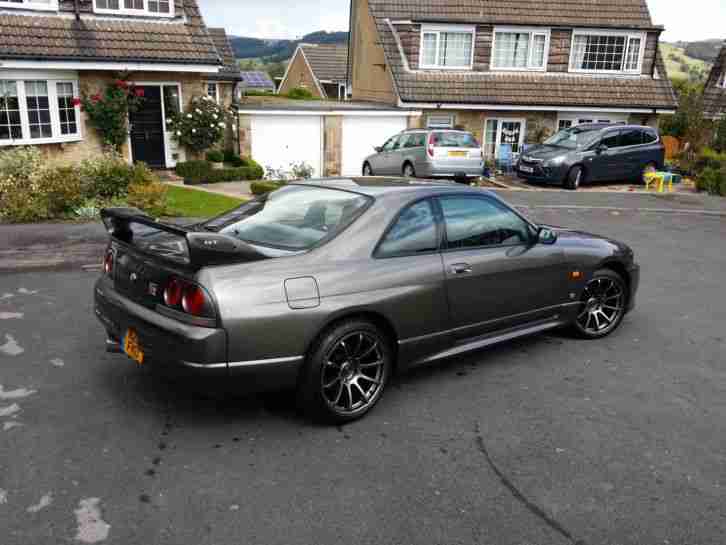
569, 30, 645, 74
94, 0, 173, 17
419, 25, 475, 70
0, 0, 57, 11
491, 27, 550, 71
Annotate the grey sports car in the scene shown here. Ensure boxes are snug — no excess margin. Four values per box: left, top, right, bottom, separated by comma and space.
94, 179, 640, 422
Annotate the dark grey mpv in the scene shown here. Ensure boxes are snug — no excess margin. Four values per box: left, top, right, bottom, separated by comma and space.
516, 123, 665, 190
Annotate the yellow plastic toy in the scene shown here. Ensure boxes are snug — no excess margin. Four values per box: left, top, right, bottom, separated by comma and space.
644, 171, 673, 193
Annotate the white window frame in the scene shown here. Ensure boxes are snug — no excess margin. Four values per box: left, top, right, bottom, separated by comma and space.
569, 29, 646, 75
556, 112, 629, 130
205, 81, 219, 104
0, 75, 82, 147
0, 0, 58, 12
93, 0, 174, 18
426, 114, 455, 129
490, 26, 551, 72
419, 24, 476, 70
483, 117, 526, 159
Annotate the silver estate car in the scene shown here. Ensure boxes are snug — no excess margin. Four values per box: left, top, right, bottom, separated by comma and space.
95, 179, 639, 423
362, 129, 484, 181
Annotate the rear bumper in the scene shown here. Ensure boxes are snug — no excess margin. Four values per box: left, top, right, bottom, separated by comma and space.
94, 276, 302, 391
420, 160, 483, 178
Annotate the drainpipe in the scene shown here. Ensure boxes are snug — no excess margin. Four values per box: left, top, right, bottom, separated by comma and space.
74, 0, 81, 21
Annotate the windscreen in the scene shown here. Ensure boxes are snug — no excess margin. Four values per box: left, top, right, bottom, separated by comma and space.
544, 126, 601, 150
205, 186, 371, 251
432, 132, 480, 148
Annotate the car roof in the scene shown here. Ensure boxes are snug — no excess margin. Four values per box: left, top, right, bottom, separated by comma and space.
292, 177, 491, 198
576, 123, 657, 131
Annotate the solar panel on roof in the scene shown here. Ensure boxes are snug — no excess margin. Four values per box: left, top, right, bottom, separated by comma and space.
241, 71, 275, 89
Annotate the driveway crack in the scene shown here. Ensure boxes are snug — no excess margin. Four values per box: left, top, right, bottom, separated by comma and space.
474, 423, 586, 545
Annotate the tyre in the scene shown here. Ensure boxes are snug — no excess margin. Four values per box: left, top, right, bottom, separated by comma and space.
402, 162, 416, 178
641, 162, 657, 184
571, 269, 628, 339
297, 319, 393, 423
362, 162, 373, 176
564, 166, 584, 190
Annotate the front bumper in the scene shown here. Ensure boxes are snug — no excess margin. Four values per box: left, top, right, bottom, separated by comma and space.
516, 161, 568, 184
94, 276, 302, 391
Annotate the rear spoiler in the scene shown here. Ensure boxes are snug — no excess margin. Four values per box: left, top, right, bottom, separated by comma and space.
100, 207, 270, 269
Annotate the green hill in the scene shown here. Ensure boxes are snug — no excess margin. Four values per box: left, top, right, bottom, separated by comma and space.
660, 43, 712, 83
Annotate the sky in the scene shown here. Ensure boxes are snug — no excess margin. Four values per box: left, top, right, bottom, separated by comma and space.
197, 0, 725, 42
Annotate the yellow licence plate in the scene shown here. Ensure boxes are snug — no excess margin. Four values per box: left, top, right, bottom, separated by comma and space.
448, 151, 467, 158
123, 328, 144, 365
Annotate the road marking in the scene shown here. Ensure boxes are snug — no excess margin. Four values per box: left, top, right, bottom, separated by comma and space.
51, 358, 66, 368
0, 404, 21, 418
0, 312, 23, 320
3, 421, 23, 431
74, 498, 111, 543
0, 293, 13, 300
0, 335, 24, 356
17, 288, 39, 295
0, 385, 36, 400
27, 493, 53, 513
0, 489, 7, 504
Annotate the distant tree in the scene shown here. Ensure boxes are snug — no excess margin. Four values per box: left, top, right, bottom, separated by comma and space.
713, 116, 726, 153
659, 79, 709, 149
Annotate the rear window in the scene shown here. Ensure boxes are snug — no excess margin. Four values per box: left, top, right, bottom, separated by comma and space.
205, 186, 371, 251
431, 132, 480, 149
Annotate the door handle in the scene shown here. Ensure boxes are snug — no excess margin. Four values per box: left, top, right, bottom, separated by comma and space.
449, 263, 472, 275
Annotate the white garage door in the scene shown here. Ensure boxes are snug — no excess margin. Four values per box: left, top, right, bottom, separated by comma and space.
251, 115, 323, 177
341, 115, 408, 176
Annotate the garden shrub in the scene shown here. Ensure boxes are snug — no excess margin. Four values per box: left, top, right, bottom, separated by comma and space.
37, 165, 85, 217
175, 160, 212, 184
250, 180, 286, 195
285, 87, 315, 100
79, 151, 136, 199
176, 160, 263, 184
694, 147, 726, 172
127, 180, 168, 217
696, 166, 726, 196
168, 95, 232, 153
206, 149, 225, 163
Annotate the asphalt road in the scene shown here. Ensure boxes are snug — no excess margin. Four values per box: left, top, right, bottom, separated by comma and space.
1, 205, 725, 545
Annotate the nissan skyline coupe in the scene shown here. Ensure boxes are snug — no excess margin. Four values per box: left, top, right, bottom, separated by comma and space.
94, 178, 640, 422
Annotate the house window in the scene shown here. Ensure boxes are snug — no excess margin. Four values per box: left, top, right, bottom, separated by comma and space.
570, 31, 645, 73
426, 114, 454, 129
492, 28, 550, 71
420, 25, 475, 69
94, 0, 172, 16
0, 0, 57, 11
483, 118, 525, 158
558, 119, 573, 131
0, 79, 80, 146
205, 82, 219, 103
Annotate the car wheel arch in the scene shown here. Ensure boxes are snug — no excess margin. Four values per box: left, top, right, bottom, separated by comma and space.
596, 260, 632, 305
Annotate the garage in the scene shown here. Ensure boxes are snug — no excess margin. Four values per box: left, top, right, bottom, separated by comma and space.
250, 114, 323, 177
341, 115, 408, 176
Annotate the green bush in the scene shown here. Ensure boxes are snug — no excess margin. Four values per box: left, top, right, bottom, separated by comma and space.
714, 116, 726, 153
696, 166, 726, 196
127, 180, 168, 217
694, 147, 726, 172
206, 149, 225, 163
176, 160, 212, 184
206, 165, 264, 183
285, 87, 315, 100
223, 149, 240, 163
79, 151, 137, 199
37, 165, 85, 217
251, 180, 286, 195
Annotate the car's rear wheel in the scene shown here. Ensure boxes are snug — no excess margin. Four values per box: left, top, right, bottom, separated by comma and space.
641, 162, 657, 184
572, 269, 627, 339
403, 162, 416, 178
362, 162, 373, 176
565, 166, 584, 190
298, 319, 393, 423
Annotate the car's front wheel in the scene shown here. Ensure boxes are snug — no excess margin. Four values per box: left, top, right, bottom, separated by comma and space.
564, 166, 584, 190
572, 269, 627, 339
362, 162, 373, 176
297, 319, 393, 423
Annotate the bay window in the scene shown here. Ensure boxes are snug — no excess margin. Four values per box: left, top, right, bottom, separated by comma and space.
0, 0, 57, 11
419, 25, 475, 70
569, 30, 645, 74
492, 28, 550, 71
94, 0, 173, 16
0, 78, 81, 146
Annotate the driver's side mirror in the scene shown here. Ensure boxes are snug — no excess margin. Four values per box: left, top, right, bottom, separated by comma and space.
538, 227, 558, 245
374, 146, 383, 153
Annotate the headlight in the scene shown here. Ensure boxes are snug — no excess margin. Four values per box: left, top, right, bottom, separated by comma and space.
544, 155, 567, 167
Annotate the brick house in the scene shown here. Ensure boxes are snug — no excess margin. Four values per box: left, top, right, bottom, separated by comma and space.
704, 43, 726, 120
347, 0, 678, 159
278, 44, 349, 100
0, 0, 228, 169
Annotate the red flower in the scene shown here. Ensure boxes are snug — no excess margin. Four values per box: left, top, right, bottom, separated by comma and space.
115, 80, 129, 89
71, 97, 81, 107
134, 88, 145, 98
91, 94, 102, 103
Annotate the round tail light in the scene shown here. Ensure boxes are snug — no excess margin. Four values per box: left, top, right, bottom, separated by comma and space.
182, 285, 209, 316
163, 278, 184, 307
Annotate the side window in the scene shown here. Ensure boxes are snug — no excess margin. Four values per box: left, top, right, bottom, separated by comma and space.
600, 131, 620, 149
620, 128, 643, 147
382, 136, 399, 152
440, 196, 532, 249
643, 128, 658, 144
405, 133, 425, 148
377, 200, 439, 257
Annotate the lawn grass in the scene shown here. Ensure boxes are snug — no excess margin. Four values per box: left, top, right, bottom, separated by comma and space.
165, 185, 246, 218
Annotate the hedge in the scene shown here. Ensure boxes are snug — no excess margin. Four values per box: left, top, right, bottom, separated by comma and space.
176, 159, 264, 184
250, 180, 286, 195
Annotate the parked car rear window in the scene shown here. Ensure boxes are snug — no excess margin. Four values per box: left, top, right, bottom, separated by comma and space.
620, 128, 643, 147
377, 200, 438, 257
431, 132, 480, 149
209, 186, 371, 251
643, 128, 658, 144
544, 126, 601, 150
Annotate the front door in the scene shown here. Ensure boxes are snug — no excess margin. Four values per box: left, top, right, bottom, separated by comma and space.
437, 195, 568, 341
129, 86, 166, 168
